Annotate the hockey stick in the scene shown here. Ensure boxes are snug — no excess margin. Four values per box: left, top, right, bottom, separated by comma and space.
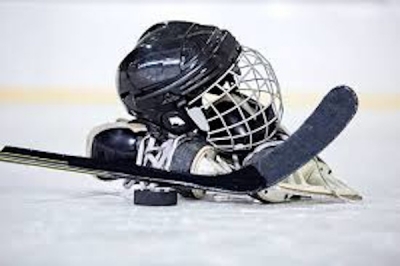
0, 146, 264, 193
0, 86, 358, 193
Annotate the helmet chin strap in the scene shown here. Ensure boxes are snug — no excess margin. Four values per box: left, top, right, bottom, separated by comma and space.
186, 107, 210, 132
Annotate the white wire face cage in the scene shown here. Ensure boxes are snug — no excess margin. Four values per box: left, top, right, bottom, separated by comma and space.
187, 47, 283, 152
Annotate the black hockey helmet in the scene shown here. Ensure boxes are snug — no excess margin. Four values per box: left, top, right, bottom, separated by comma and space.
117, 21, 241, 138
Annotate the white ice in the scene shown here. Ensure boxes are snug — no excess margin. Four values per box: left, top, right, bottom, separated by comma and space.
0, 104, 399, 266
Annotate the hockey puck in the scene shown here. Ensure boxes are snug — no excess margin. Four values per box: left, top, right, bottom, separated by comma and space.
134, 188, 178, 206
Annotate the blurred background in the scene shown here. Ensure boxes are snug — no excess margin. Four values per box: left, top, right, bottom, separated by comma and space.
0, 0, 399, 108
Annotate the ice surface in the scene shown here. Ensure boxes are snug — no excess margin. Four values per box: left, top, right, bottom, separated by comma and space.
0, 104, 399, 266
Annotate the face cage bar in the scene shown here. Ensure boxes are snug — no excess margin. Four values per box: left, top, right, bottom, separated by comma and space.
188, 46, 283, 151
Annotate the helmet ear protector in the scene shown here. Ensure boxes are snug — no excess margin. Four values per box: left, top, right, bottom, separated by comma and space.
161, 106, 197, 135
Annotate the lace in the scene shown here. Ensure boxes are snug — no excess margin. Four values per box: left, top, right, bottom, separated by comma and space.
123, 135, 185, 189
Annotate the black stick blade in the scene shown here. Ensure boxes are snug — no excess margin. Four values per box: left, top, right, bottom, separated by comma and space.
252, 85, 358, 187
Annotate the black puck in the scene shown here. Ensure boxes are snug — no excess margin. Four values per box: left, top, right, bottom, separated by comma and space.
134, 188, 178, 206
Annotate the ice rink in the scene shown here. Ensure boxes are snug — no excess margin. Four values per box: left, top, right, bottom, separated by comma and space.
0, 103, 399, 266
1, 0, 399, 265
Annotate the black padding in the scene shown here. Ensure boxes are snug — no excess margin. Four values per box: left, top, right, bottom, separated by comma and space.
91, 128, 142, 180
170, 137, 207, 173
170, 137, 207, 199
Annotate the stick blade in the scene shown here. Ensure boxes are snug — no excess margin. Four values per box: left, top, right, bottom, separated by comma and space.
252, 85, 358, 187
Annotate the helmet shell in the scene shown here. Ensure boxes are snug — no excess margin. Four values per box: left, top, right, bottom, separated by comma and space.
118, 21, 241, 137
